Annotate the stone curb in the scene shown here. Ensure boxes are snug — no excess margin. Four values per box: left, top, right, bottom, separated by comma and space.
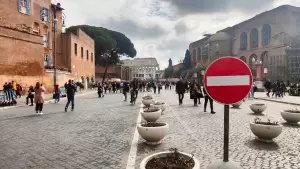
0, 91, 97, 111
256, 97, 300, 106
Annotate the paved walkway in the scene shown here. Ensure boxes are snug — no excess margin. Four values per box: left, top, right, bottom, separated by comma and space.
134, 90, 300, 169
0, 89, 96, 110
255, 92, 300, 105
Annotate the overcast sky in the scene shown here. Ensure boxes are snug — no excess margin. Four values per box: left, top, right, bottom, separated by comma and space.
54, 0, 300, 69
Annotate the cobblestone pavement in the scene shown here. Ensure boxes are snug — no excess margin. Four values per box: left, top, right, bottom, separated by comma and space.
135, 90, 300, 169
255, 92, 300, 105
0, 92, 140, 169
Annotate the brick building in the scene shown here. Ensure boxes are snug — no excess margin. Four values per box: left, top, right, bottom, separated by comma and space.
0, 0, 95, 91
189, 5, 300, 82
62, 28, 95, 87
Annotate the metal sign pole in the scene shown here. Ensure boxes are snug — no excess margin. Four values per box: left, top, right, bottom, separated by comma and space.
223, 104, 229, 162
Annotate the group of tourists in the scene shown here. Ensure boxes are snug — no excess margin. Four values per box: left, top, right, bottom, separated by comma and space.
176, 78, 216, 114
1, 81, 23, 105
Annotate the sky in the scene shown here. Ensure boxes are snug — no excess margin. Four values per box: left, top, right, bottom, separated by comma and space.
53, 0, 300, 69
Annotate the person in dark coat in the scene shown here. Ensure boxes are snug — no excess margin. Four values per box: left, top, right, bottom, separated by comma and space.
176, 77, 185, 105
97, 83, 103, 98
65, 80, 77, 112
190, 80, 202, 106
123, 82, 130, 101
264, 79, 272, 97
26, 86, 34, 106
203, 87, 215, 114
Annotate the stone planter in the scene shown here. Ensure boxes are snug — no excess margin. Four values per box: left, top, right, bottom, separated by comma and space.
142, 99, 154, 106
141, 108, 162, 122
249, 104, 267, 114
231, 101, 243, 108
151, 102, 166, 113
250, 122, 283, 142
137, 122, 169, 145
140, 151, 200, 169
281, 110, 300, 124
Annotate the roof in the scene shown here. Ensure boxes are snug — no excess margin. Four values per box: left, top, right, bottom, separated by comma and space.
121, 57, 159, 67
51, 3, 64, 10
209, 32, 231, 41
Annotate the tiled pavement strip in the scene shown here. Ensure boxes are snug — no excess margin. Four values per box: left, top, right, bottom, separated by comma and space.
134, 90, 300, 169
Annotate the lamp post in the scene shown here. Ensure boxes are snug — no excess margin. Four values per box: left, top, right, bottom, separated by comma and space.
41, 3, 66, 90
252, 57, 262, 81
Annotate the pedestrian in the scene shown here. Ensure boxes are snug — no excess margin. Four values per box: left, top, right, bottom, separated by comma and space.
97, 83, 103, 98
190, 80, 203, 106
34, 82, 45, 115
54, 84, 61, 103
123, 81, 130, 101
65, 79, 77, 112
158, 82, 162, 94
203, 87, 215, 114
26, 85, 34, 106
175, 77, 185, 105
264, 79, 271, 97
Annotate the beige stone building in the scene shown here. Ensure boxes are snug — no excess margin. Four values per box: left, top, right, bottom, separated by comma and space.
189, 5, 300, 82
62, 28, 95, 88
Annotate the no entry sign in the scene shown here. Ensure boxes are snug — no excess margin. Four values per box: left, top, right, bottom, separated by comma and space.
204, 57, 253, 105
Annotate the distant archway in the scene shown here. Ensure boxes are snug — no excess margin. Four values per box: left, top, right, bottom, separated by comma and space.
249, 54, 258, 77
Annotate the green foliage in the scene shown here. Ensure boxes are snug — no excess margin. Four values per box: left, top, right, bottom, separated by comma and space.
183, 49, 191, 69
66, 25, 137, 66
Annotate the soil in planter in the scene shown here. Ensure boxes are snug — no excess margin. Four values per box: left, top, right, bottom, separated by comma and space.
284, 110, 300, 113
142, 123, 166, 127
253, 104, 265, 106
255, 122, 279, 126
155, 103, 165, 105
146, 155, 194, 169
144, 108, 159, 113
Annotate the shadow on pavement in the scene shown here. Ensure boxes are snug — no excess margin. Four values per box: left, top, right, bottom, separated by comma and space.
245, 139, 280, 151
281, 122, 300, 128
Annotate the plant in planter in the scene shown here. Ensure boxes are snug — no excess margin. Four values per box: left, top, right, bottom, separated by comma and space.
137, 122, 169, 145
281, 109, 300, 124
250, 117, 283, 143
140, 148, 200, 169
231, 100, 243, 108
249, 103, 267, 114
141, 107, 162, 122
142, 96, 154, 106
151, 101, 166, 113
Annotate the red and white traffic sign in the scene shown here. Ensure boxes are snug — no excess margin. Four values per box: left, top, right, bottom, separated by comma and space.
204, 57, 253, 105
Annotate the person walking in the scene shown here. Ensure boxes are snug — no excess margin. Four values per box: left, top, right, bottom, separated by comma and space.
264, 79, 272, 97
123, 81, 130, 101
97, 83, 103, 98
203, 87, 215, 114
65, 80, 77, 112
34, 82, 45, 115
190, 80, 203, 106
176, 77, 185, 105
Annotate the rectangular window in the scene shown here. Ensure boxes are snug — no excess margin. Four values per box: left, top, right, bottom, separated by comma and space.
87, 50, 89, 60
74, 43, 77, 55
40, 8, 50, 22
43, 34, 49, 48
18, 0, 31, 15
91, 53, 93, 62
81, 47, 83, 59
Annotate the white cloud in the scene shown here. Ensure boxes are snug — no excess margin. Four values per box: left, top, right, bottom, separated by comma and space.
53, 0, 300, 69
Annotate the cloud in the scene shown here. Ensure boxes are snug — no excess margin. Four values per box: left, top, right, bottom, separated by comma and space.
161, 0, 276, 16
174, 20, 190, 35
90, 17, 168, 40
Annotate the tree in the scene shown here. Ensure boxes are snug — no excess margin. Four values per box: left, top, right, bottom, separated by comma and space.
183, 49, 191, 69
66, 25, 137, 81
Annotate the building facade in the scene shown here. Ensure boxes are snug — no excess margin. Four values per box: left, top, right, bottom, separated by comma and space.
62, 28, 95, 88
121, 58, 160, 81
189, 5, 300, 82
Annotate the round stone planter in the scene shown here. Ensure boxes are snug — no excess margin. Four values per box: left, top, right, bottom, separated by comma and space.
140, 151, 200, 169
231, 101, 243, 108
142, 99, 154, 106
281, 110, 300, 124
250, 122, 283, 142
137, 122, 169, 145
150, 102, 166, 113
249, 104, 267, 114
141, 108, 162, 122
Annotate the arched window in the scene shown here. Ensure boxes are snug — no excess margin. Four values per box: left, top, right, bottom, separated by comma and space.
250, 28, 258, 48
197, 47, 201, 62
262, 24, 271, 46
193, 49, 196, 63
240, 32, 247, 50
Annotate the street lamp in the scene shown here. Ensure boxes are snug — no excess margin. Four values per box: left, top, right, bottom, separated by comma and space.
41, 3, 66, 90
252, 57, 262, 81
